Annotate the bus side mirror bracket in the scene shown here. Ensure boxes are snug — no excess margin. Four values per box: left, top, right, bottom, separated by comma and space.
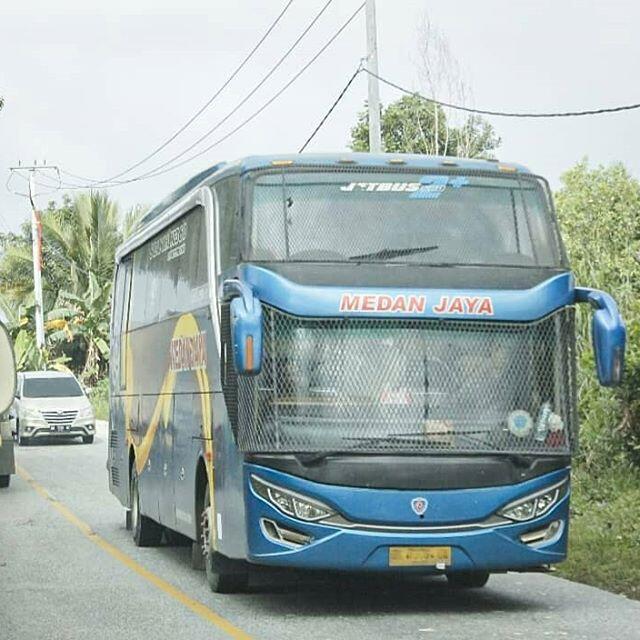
223, 279, 263, 376
575, 287, 626, 387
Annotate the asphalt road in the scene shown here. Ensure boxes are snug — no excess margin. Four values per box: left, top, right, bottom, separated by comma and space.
1, 422, 640, 640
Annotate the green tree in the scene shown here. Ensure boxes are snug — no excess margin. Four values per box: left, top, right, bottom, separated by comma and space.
555, 160, 640, 468
47, 273, 111, 382
0, 191, 125, 380
350, 94, 500, 158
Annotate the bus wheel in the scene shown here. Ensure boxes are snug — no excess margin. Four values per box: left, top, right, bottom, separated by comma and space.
446, 571, 490, 589
201, 488, 248, 593
130, 466, 163, 547
0, 475, 9, 489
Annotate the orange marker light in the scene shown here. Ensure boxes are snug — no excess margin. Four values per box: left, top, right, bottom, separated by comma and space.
245, 335, 254, 371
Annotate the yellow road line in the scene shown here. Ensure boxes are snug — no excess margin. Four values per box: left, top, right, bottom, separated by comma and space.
16, 465, 254, 640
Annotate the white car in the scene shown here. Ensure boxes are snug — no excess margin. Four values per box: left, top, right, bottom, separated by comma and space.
14, 371, 95, 445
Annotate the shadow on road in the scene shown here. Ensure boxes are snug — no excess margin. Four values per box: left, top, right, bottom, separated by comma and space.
246, 571, 542, 616
150, 542, 542, 617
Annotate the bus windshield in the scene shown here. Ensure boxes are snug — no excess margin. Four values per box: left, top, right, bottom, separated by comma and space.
248, 170, 562, 267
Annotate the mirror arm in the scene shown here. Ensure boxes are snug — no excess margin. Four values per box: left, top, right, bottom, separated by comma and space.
223, 278, 255, 313
575, 286, 618, 314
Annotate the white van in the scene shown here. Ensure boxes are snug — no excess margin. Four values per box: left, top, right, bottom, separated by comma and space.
14, 371, 95, 445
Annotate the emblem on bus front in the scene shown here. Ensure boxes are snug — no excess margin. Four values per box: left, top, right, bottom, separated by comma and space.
411, 497, 428, 516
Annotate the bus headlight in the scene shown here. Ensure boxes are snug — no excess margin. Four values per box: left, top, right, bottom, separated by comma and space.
498, 478, 568, 522
250, 475, 335, 522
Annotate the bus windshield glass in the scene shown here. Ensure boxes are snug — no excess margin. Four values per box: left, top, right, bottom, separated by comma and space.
247, 170, 562, 267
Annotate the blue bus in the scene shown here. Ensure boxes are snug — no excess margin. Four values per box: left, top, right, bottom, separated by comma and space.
107, 153, 625, 592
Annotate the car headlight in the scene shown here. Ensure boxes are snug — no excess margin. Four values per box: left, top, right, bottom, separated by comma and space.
498, 478, 568, 522
251, 475, 335, 522
22, 407, 45, 423
76, 406, 95, 421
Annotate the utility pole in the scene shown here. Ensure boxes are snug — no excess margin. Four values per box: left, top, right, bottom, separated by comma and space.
365, 0, 382, 153
28, 171, 45, 349
8, 164, 59, 350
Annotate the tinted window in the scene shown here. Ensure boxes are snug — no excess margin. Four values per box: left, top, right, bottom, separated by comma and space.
215, 177, 241, 272
248, 170, 562, 267
23, 377, 83, 398
129, 206, 208, 329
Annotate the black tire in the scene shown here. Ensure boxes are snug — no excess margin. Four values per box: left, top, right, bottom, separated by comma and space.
0, 475, 10, 489
130, 465, 163, 547
202, 485, 248, 593
446, 571, 490, 589
18, 435, 29, 446
82, 435, 94, 444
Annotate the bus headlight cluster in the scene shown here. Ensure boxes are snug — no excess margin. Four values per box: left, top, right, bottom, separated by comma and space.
251, 475, 335, 522
498, 478, 568, 522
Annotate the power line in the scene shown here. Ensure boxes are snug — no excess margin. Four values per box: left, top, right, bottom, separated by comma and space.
120, 2, 365, 184
364, 68, 640, 118
299, 65, 362, 152
59, 0, 295, 186
115, 0, 336, 183
54, 2, 365, 191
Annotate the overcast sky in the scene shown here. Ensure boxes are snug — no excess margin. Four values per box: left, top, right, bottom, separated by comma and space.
1, 0, 638, 233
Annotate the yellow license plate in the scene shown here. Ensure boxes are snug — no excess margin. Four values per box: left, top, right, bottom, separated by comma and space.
389, 546, 452, 567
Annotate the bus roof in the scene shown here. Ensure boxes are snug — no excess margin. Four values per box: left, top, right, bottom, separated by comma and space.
139, 153, 532, 223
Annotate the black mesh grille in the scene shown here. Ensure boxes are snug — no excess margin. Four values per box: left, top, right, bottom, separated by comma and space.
237, 306, 577, 455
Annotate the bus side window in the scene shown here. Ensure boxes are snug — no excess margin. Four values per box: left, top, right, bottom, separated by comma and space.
215, 177, 241, 274
119, 258, 132, 390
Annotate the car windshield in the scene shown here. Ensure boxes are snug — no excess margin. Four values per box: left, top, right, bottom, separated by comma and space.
23, 377, 84, 398
247, 169, 563, 267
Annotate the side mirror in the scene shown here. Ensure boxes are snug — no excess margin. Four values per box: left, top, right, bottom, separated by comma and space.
0, 322, 17, 414
575, 288, 626, 387
224, 279, 263, 376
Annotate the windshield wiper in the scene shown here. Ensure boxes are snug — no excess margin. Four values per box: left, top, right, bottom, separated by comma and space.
295, 435, 428, 466
348, 245, 439, 261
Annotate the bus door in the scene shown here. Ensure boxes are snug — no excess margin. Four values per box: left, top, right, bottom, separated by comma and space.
171, 392, 203, 537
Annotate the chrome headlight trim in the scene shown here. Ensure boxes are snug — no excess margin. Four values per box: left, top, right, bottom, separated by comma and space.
250, 474, 336, 522
498, 477, 569, 523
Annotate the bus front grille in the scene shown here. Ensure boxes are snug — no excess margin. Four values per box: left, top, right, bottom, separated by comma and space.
237, 305, 577, 456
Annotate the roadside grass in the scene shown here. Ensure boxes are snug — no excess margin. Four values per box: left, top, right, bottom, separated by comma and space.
89, 378, 109, 421
557, 465, 640, 600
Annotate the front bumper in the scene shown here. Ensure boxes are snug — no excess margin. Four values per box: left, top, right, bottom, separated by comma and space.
244, 464, 570, 573
20, 422, 95, 440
